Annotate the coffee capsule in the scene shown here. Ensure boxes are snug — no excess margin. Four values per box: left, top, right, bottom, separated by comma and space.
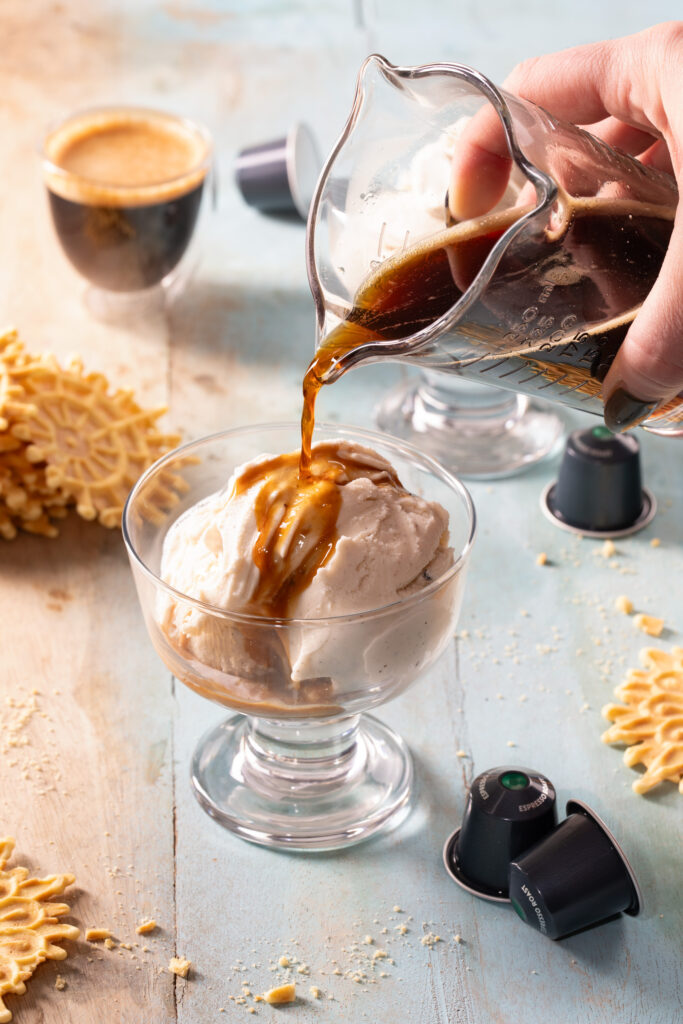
443, 767, 557, 902
508, 799, 642, 940
541, 426, 656, 538
235, 122, 321, 220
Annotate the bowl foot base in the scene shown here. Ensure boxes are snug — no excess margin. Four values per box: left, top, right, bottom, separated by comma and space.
191, 712, 413, 851
375, 376, 564, 479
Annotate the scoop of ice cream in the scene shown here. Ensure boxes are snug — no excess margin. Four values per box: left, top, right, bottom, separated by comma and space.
285, 444, 453, 688
158, 440, 455, 704
289, 470, 451, 616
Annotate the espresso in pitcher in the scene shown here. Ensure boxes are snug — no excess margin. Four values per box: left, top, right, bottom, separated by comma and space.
44, 109, 210, 291
301, 195, 675, 469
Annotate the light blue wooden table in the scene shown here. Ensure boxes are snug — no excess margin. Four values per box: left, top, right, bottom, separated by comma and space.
2, 2, 681, 1023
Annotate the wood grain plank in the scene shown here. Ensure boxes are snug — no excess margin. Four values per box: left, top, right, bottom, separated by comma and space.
164, 0, 683, 1017
0, 521, 177, 1023
0, 4, 180, 1021
170, 373, 683, 1023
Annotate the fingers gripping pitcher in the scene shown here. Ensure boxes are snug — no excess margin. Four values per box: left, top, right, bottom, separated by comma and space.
304, 56, 681, 437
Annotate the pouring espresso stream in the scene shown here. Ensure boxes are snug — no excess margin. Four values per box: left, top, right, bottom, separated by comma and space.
232, 190, 674, 613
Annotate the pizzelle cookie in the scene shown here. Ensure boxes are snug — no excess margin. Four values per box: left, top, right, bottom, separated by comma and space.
0, 837, 79, 1023
0, 329, 183, 537
602, 646, 683, 794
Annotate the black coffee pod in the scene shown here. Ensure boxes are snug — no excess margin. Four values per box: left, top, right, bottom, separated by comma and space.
508, 799, 642, 941
443, 766, 557, 902
541, 425, 656, 538
235, 122, 321, 220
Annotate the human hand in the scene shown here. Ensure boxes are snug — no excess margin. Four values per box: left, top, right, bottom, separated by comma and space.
449, 22, 683, 431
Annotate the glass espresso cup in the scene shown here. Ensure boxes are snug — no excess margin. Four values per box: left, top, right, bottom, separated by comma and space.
42, 106, 213, 317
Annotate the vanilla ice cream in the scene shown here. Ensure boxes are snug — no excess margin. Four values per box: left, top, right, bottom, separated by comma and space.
158, 440, 457, 712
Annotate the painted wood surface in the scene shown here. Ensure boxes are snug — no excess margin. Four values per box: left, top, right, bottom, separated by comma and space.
0, 2, 681, 1023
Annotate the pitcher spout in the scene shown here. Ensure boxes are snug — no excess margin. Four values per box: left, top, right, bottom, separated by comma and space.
306, 54, 556, 368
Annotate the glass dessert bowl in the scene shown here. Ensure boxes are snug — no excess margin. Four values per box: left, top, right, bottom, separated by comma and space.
123, 422, 475, 850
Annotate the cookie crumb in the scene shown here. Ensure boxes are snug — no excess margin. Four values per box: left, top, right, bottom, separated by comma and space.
278, 955, 290, 968
633, 613, 664, 637
600, 540, 616, 558
309, 986, 322, 999
55, 975, 67, 991
168, 956, 191, 978
85, 928, 111, 941
136, 918, 156, 935
536, 552, 547, 566
615, 595, 633, 615
650, 537, 661, 548
264, 982, 296, 1005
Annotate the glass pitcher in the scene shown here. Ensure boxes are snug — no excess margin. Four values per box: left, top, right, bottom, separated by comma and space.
306, 55, 681, 435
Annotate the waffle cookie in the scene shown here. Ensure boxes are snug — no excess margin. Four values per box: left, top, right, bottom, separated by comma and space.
0, 837, 79, 1022
0, 328, 182, 538
602, 646, 683, 794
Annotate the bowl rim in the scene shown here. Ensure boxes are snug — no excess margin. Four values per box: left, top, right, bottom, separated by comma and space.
122, 421, 476, 627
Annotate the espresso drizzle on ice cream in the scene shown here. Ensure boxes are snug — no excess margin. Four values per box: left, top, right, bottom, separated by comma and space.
253, 211, 524, 612
158, 436, 454, 715
233, 441, 402, 618
247, 208, 521, 614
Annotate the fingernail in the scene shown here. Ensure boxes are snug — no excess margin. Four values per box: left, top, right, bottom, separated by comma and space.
604, 389, 657, 432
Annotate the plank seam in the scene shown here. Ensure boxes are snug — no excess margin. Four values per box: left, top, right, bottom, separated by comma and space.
171, 673, 179, 1022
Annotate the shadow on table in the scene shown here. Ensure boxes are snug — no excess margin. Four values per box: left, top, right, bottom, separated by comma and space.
0, 513, 125, 578
168, 277, 317, 372
257, 748, 462, 867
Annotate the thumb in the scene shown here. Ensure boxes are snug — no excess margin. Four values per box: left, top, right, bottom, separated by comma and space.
448, 105, 512, 220
603, 206, 683, 431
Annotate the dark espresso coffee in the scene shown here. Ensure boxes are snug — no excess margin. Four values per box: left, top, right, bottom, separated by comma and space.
44, 109, 210, 291
301, 196, 675, 469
